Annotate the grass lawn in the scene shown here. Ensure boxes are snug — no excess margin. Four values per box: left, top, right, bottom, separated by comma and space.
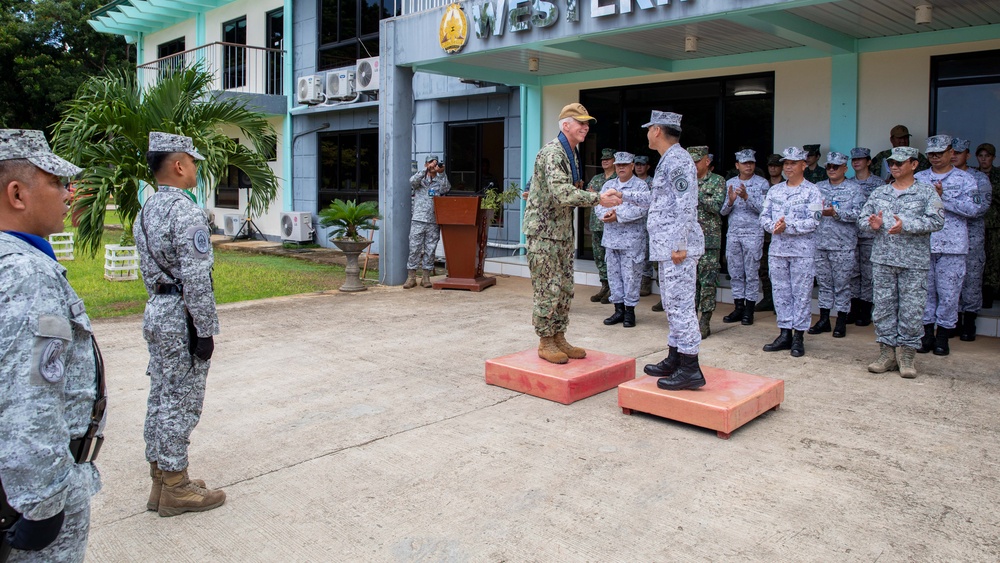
63, 230, 351, 319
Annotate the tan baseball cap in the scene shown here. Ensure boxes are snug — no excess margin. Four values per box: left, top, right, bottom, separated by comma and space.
559, 103, 595, 123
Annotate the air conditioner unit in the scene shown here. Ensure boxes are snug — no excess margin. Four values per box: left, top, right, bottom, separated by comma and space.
326, 70, 356, 101
223, 213, 246, 237
355, 57, 380, 93
296, 75, 325, 105
280, 211, 314, 242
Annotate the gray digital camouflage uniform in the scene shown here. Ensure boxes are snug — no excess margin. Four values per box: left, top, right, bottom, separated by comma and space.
524, 137, 599, 337
407, 170, 451, 270
815, 178, 864, 313
721, 174, 768, 300
595, 175, 651, 306
851, 174, 885, 301
960, 167, 992, 312
760, 180, 823, 331
134, 186, 219, 473
638, 144, 704, 354
0, 233, 103, 563
914, 167, 979, 329
858, 182, 945, 348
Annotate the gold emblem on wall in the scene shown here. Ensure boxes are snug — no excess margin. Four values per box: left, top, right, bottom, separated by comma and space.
439, 3, 469, 54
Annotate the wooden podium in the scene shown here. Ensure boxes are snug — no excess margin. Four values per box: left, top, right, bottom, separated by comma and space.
433, 195, 497, 291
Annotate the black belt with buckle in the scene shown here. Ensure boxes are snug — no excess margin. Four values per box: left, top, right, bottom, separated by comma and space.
153, 283, 183, 295
69, 436, 104, 464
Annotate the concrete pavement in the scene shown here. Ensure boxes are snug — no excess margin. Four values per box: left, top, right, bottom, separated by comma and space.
87, 275, 1000, 561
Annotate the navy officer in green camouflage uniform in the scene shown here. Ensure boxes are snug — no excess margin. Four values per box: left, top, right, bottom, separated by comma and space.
689, 146, 726, 339
587, 148, 615, 303
524, 104, 622, 364
858, 146, 944, 378
0, 129, 102, 562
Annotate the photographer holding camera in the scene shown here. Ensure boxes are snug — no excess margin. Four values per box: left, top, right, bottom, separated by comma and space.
405, 156, 451, 289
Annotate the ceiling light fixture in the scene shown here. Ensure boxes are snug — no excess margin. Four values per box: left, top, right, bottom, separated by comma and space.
685, 35, 698, 53
528, 57, 539, 72
915, 3, 932, 25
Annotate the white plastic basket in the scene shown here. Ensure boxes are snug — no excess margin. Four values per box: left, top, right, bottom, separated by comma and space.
48, 232, 75, 261
104, 244, 139, 281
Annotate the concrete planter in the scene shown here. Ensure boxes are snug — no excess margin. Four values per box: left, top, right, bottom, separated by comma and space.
332, 239, 373, 292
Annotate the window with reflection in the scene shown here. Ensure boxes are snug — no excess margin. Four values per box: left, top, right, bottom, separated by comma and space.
318, 0, 397, 70
318, 130, 379, 210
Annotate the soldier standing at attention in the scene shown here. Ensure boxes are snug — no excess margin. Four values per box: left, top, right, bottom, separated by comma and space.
858, 146, 944, 378
524, 103, 621, 364
803, 144, 828, 185
636, 111, 706, 390
870, 125, 931, 181
404, 156, 451, 289
808, 152, 864, 338
689, 146, 726, 339
848, 147, 884, 327
951, 138, 992, 341
976, 143, 1000, 307
134, 132, 226, 517
595, 152, 651, 328
0, 130, 104, 562
634, 155, 656, 298
721, 149, 769, 325
587, 148, 616, 303
760, 147, 824, 358
914, 135, 979, 356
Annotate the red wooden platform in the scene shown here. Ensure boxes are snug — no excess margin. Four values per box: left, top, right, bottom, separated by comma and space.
485, 348, 635, 405
618, 367, 783, 439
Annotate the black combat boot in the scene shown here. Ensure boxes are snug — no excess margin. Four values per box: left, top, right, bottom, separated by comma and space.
960, 312, 978, 341
832, 312, 848, 338
623, 306, 636, 328
604, 303, 625, 325
933, 326, 951, 356
763, 329, 792, 352
855, 300, 873, 326
790, 330, 805, 357
741, 301, 756, 325
846, 298, 859, 324
917, 324, 936, 354
808, 308, 832, 334
644, 346, 678, 377
723, 299, 745, 323
953, 313, 963, 339
656, 353, 706, 390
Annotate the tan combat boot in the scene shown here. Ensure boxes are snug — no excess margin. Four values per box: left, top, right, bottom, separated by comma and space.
420, 270, 433, 288
538, 336, 569, 364
403, 270, 417, 289
148, 462, 205, 511
158, 470, 226, 517
897, 346, 917, 379
867, 344, 898, 373
553, 332, 586, 359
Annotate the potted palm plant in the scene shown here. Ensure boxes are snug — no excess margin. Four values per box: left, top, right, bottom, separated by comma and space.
319, 198, 381, 292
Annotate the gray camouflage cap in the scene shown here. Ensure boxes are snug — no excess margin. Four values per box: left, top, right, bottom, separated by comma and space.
952, 138, 971, 152
634, 155, 649, 165
826, 151, 848, 166
926, 134, 952, 154
425, 155, 440, 164
641, 110, 682, 131
850, 147, 871, 159
613, 151, 634, 164
888, 147, 919, 162
149, 131, 206, 161
779, 146, 807, 162
735, 149, 756, 163
0, 129, 82, 177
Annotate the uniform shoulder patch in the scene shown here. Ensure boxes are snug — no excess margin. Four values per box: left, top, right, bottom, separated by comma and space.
671, 168, 690, 193
188, 225, 212, 257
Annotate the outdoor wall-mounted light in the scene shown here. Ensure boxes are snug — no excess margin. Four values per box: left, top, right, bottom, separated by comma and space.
685, 36, 698, 53
915, 3, 933, 25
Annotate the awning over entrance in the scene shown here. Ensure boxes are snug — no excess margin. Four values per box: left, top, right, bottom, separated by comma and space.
397, 0, 1000, 86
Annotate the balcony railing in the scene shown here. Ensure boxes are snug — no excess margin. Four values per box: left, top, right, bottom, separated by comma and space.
138, 42, 285, 96
399, 0, 451, 16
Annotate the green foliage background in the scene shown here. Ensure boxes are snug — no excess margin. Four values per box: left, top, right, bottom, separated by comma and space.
0, 0, 133, 131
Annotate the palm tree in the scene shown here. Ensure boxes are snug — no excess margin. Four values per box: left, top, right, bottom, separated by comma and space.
52, 65, 279, 256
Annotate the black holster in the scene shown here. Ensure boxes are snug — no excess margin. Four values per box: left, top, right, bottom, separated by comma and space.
0, 478, 20, 563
